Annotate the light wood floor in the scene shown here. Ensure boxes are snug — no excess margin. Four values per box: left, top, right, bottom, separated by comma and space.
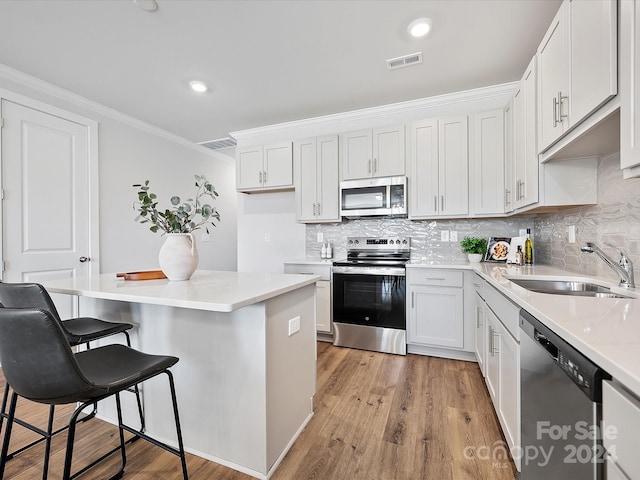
0, 343, 516, 479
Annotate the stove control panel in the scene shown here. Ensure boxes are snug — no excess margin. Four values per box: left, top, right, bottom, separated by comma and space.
346, 237, 411, 250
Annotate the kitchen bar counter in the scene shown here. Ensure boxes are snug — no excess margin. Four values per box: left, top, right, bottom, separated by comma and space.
43, 270, 320, 480
409, 261, 640, 398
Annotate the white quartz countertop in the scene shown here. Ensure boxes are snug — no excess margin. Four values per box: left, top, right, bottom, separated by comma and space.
43, 270, 320, 313
284, 258, 334, 266
409, 261, 640, 398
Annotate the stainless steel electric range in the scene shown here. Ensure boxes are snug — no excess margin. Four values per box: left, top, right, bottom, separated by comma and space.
332, 236, 410, 355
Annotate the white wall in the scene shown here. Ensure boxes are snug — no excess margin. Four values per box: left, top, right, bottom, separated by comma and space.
0, 70, 238, 274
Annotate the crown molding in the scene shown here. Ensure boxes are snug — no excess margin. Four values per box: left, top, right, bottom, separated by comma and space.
230, 82, 518, 142
0, 63, 232, 163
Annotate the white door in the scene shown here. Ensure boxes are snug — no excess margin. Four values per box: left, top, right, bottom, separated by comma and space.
1, 98, 97, 318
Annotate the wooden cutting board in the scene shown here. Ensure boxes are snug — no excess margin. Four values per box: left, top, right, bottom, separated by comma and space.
116, 270, 167, 281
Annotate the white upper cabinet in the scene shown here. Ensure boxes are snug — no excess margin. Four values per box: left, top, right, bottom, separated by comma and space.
504, 99, 515, 214
513, 57, 539, 210
537, 0, 617, 153
237, 142, 293, 192
470, 109, 505, 216
294, 135, 340, 223
620, 0, 640, 176
409, 116, 468, 218
341, 125, 405, 180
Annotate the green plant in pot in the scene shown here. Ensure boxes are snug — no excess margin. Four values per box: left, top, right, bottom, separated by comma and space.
460, 236, 488, 263
132, 174, 220, 281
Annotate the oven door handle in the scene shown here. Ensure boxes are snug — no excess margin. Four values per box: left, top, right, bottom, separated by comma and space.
332, 266, 406, 276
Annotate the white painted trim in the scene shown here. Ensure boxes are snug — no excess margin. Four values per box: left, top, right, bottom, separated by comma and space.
0, 63, 232, 163
231, 82, 518, 141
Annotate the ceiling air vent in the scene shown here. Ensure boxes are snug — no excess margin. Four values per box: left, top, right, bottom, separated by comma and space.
199, 136, 237, 150
386, 52, 423, 70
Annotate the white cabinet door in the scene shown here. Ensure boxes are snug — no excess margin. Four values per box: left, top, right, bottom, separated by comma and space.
294, 136, 339, 223
263, 142, 293, 188
236, 145, 263, 190
471, 110, 504, 215
498, 323, 520, 462
538, 2, 570, 152
373, 125, 405, 177
294, 138, 318, 221
316, 135, 340, 221
408, 285, 464, 349
620, 0, 640, 172
485, 308, 500, 405
315, 280, 332, 333
569, 0, 617, 125
474, 293, 486, 376
514, 57, 539, 209
341, 129, 373, 180
439, 116, 469, 216
504, 99, 515, 214
409, 119, 439, 218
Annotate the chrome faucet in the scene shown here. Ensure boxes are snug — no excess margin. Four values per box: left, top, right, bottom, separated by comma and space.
581, 242, 635, 289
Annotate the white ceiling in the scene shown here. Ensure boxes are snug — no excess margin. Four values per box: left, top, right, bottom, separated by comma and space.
0, 0, 562, 144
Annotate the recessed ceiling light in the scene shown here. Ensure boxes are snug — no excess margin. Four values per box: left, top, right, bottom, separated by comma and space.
189, 81, 208, 93
407, 18, 432, 38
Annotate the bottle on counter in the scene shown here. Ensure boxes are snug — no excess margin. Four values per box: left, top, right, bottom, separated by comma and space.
326, 242, 333, 259
524, 228, 533, 266
321, 242, 327, 259
515, 245, 523, 266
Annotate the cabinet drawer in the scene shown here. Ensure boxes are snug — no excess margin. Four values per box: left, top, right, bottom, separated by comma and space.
472, 274, 485, 298
603, 380, 640, 480
408, 269, 463, 287
484, 283, 520, 340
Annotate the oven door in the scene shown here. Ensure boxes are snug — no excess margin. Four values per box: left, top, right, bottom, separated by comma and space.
332, 267, 406, 330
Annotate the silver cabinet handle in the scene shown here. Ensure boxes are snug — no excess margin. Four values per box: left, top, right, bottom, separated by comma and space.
520, 181, 525, 200
411, 291, 415, 308
441, 195, 445, 212
492, 329, 500, 355
505, 189, 511, 206
317, 203, 321, 215
259, 171, 263, 184
476, 306, 482, 328
313, 203, 316, 216
425, 277, 446, 281
368, 159, 372, 174
557, 91, 568, 122
79, 256, 90, 263
263, 170, 267, 183
373, 158, 377, 174
488, 326, 493, 356
553, 96, 559, 127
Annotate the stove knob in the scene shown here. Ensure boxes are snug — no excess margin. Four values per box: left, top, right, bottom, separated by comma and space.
396, 240, 401, 245
348, 239, 353, 244
354, 239, 359, 245
402, 239, 408, 245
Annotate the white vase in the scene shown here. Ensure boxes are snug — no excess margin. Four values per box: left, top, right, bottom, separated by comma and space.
468, 253, 483, 263
158, 233, 199, 281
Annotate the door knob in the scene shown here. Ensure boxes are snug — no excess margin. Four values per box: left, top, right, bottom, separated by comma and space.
79, 256, 90, 263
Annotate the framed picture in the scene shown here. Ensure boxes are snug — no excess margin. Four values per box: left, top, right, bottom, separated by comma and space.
484, 237, 512, 262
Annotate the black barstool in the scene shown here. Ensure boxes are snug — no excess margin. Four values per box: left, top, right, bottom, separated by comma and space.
0, 307, 188, 480
0, 282, 144, 478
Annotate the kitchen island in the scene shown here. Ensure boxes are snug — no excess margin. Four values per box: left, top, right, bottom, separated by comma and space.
42, 270, 320, 480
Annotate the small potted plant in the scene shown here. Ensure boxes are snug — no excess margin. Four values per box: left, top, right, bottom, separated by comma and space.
460, 236, 488, 263
133, 174, 220, 281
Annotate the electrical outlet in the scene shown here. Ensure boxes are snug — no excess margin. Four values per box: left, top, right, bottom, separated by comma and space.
264, 233, 271, 242
317, 232, 324, 242
441, 230, 449, 242
288, 316, 301, 336
449, 230, 458, 242
567, 225, 576, 244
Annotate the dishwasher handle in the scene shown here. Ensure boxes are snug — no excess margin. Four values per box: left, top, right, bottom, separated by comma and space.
534, 330, 559, 360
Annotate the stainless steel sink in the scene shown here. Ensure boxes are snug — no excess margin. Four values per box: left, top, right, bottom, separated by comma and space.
509, 278, 634, 299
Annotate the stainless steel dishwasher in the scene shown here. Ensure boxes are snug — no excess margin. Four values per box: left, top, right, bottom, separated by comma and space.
520, 309, 610, 480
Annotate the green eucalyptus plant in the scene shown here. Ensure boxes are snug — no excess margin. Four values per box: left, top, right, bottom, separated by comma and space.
460, 236, 488, 255
133, 174, 220, 234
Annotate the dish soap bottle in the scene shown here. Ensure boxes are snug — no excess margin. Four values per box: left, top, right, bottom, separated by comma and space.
326, 242, 333, 259
524, 229, 533, 266
320, 242, 327, 259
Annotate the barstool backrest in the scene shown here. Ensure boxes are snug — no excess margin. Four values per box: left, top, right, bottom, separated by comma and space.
0, 307, 93, 404
0, 282, 61, 320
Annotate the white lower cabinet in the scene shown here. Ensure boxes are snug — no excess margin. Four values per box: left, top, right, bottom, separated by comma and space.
479, 282, 521, 471
602, 380, 640, 480
283, 262, 332, 333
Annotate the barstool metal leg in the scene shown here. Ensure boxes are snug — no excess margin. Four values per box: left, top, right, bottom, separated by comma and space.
166, 370, 189, 480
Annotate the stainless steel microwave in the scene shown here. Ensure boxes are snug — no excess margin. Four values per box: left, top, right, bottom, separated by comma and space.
339, 176, 407, 217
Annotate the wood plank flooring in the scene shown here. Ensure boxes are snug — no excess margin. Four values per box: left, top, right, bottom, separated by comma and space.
0, 343, 516, 479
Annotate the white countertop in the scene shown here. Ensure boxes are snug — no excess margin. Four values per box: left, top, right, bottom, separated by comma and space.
284, 258, 334, 266
43, 270, 320, 313
410, 261, 640, 397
